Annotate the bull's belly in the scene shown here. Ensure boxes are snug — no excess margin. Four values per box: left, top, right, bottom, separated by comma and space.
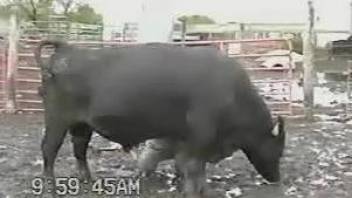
88, 114, 188, 148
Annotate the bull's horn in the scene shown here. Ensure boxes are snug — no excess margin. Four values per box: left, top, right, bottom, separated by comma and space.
272, 122, 280, 136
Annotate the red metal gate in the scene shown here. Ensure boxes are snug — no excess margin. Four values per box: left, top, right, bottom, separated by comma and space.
16, 39, 43, 112
222, 38, 294, 115
172, 38, 294, 115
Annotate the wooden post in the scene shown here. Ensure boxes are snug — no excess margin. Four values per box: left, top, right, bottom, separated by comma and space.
208, 33, 213, 40
65, 21, 71, 40
5, 13, 18, 113
122, 23, 127, 42
218, 41, 225, 53
303, 0, 315, 120
238, 23, 244, 39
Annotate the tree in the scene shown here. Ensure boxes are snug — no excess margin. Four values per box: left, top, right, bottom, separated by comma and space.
292, 33, 303, 54
0, 0, 103, 25
55, 0, 80, 16
178, 15, 216, 25
67, 4, 103, 25
0, 0, 53, 22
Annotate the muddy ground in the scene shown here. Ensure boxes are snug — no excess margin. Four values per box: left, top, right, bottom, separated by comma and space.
0, 113, 351, 198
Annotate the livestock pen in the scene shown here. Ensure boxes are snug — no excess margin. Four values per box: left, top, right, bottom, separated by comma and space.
1, 1, 352, 197
0, 37, 296, 116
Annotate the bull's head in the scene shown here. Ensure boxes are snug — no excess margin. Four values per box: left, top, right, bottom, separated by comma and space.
243, 116, 285, 183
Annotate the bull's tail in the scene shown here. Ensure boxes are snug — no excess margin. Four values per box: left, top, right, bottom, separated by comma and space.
34, 40, 68, 68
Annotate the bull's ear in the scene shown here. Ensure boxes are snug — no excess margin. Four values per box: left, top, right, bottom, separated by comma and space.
272, 116, 284, 137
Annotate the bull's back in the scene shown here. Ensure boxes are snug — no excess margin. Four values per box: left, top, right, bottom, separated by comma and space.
83, 45, 236, 111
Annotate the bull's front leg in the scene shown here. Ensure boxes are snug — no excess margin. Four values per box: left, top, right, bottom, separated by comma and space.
176, 107, 215, 197
138, 138, 176, 176
176, 151, 206, 198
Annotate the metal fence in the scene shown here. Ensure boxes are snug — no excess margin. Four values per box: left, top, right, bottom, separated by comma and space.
0, 38, 295, 115
22, 21, 104, 41
16, 39, 42, 112
217, 39, 294, 115
347, 61, 352, 114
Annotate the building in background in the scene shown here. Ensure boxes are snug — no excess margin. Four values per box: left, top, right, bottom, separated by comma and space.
185, 22, 305, 41
170, 20, 201, 42
108, 22, 138, 42
123, 22, 138, 42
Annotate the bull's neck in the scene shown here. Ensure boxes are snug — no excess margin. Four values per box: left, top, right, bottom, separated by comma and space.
237, 87, 273, 131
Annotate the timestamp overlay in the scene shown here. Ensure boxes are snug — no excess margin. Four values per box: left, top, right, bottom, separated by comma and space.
30, 176, 140, 196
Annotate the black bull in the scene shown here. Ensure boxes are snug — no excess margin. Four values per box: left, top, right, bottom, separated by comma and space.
35, 41, 285, 197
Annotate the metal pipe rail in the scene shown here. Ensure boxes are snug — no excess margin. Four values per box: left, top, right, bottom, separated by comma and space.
4, 38, 295, 115
19, 37, 288, 45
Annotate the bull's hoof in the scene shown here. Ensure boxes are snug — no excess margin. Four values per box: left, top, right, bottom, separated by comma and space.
42, 170, 55, 179
136, 169, 153, 178
39, 175, 58, 198
77, 170, 92, 182
182, 186, 208, 198
183, 192, 203, 198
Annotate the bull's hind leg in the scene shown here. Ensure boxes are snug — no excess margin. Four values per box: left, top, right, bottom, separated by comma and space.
69, 123, 92, 181
41, 118, 69, 178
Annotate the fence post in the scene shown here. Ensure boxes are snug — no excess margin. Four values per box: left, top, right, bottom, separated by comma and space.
180, 18, 187, 47
346, 61, 352, 115
303, 0, 315, 120
5, 13, 18, 113
238, 23, 244, 39
287, 39, 294, 115
350, 0, 352, 34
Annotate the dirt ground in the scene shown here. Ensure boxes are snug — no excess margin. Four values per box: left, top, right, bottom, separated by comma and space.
0, 113, 352, 198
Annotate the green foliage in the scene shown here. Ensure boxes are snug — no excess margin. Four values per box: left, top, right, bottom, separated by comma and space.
178, 15, 216, 25
0, 0, 103, 25
67, 4, 103, 25
55, 0, 76, 15
1, 0, 53, 21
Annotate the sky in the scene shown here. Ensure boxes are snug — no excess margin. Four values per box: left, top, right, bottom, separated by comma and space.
87, 0, 351, 29
86, 0, 352, 42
